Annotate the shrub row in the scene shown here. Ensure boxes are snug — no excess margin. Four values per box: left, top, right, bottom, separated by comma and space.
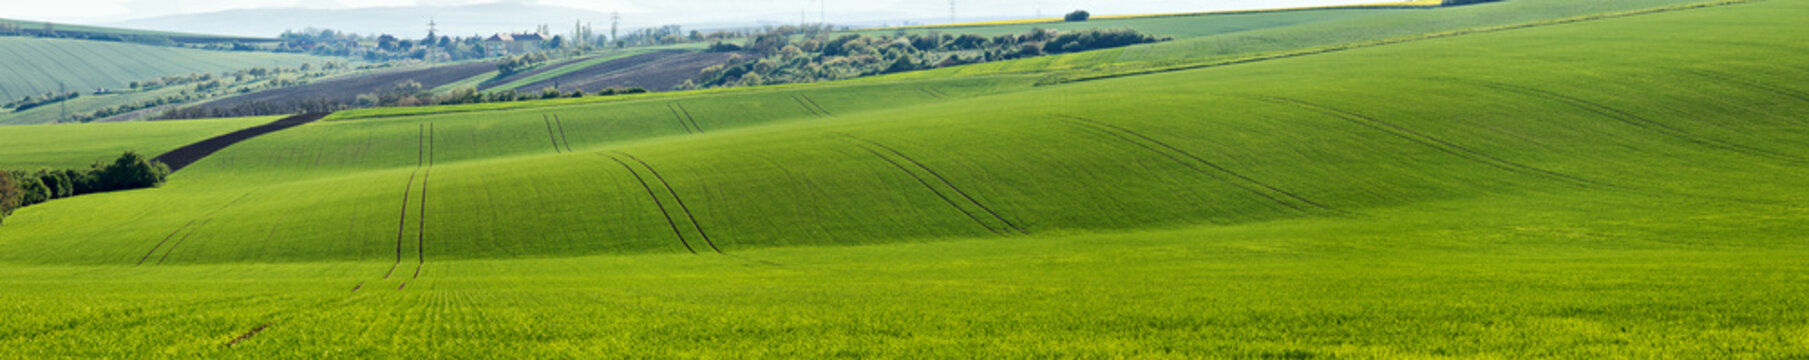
0, 152, 169, 225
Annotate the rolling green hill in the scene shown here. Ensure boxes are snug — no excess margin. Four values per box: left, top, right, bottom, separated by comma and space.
0, 0, 1805, 357
0, 37, 329, 103
0, 115, 277, 169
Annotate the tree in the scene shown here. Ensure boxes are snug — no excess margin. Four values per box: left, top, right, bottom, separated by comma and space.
1065, 10, 1091, 22
0, 171, 20, 224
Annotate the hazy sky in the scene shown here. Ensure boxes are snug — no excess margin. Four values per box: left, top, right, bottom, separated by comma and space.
5, 0, 1380, 24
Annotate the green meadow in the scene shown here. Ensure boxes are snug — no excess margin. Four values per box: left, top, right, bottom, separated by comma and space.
0, 0, 1805, 357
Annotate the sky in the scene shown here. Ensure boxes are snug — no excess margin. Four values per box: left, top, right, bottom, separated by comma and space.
3, 0, 1381, 25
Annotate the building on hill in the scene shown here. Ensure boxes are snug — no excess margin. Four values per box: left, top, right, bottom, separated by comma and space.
484, 33, 549, 54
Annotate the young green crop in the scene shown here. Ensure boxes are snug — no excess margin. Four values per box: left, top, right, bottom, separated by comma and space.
0, 0, 1805, 357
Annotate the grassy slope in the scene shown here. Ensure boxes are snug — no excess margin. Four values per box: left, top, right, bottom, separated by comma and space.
0, 37, 328, 103
0, 18, 262, 40
0, 0, 1806, 357
880, 0, 1717, 80
0, 116, 279, 169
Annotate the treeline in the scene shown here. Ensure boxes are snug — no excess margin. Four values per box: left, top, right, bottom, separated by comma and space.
0, 152, 170, 225
376, 81, 648, 107
5, 91, 80, 112
684, 28, 1167, 89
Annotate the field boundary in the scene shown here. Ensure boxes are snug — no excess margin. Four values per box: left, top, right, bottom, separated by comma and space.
1056, 115, 1334, 214
152, 112, 329, 172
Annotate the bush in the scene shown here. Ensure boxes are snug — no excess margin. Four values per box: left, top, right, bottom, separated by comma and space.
706, 41, 743, 52
0, 171, 19, 224
1065, 10, 1091, 22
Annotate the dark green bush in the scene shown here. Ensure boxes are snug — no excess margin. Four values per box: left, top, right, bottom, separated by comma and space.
1065, 10, 1091, 22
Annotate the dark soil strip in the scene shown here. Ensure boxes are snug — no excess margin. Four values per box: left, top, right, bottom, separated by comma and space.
553, 115, 575, 152
1452, 79, 1802, 163
840, 135, 1023, 234
615, 152, 722, 253
674, 103, 704, 133
604, 154, 697, 254
223, 323, 271, 347
155, 220, 209, 265
1249, 95, 1610, 188
542, 115, 564, 153
799, 94, 834, 116
668, 104, 697, 133
792, 96, 824, 117
154, 113, 330, 172
385, 125, 424, 279
1057, 115, 1333, 214
837, 136, 1005, 236
414, 124, 434, 279
138, 220, 197, 266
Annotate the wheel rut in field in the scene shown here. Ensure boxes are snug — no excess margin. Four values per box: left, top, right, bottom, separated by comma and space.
1449, 78, 1804, 163
1055, 115, 1333, 215
615, 151, 722, 253
137, 192, 254, 265
153, 112, 330, 172
603, 154, 698, 254
799, 94, 833, 116
552, 114, 575, 152
385, 124, 425, 279
541, 115, 564, 153
837, 134, 1022, 235
1675, 68, 1809, 108
919, 87, 946, 99
672, 103, 704, 133
792, 95, 827, 117
1244, 95, 1611, 188
412, 123, 435, 281
667, 103, 699, 134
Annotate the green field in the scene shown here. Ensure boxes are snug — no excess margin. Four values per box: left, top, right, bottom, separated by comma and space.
0, 37, 329, 103
0, 116, 278, 169
1, 0, 1806, 357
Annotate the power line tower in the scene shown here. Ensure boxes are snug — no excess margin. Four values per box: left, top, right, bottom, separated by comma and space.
610, 11, 620, 45
949, 0, 957, 22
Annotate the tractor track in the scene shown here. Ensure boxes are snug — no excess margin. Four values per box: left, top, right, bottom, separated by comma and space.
1676, 68, 1809, 104
615, 151, 722, 253
919, 87, 947, 99
673, 103, 704, 133
137, 220, 197, 266
799, 94, 833, 116
835, 134, 1014, 235
1057, 115, 1333, 215
1245, 95, 1611, 188
604, 154, 698, 254
224, 323, 270, 347
793, 96, 826, 117
385, 124, 425, 279
155, 220, 210, 265
1450, 79, 1804, 163
542, 115, 564, 153
668, 104, 698, 134
840, 134, 1023, 234
413, 123, 435, 280
552, 114, 575, 152
138, 192, 253, 265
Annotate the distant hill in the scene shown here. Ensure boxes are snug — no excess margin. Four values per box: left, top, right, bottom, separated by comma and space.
106, 3, 625, 39
0, 37, 330, 113
0, 18, 275, 44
